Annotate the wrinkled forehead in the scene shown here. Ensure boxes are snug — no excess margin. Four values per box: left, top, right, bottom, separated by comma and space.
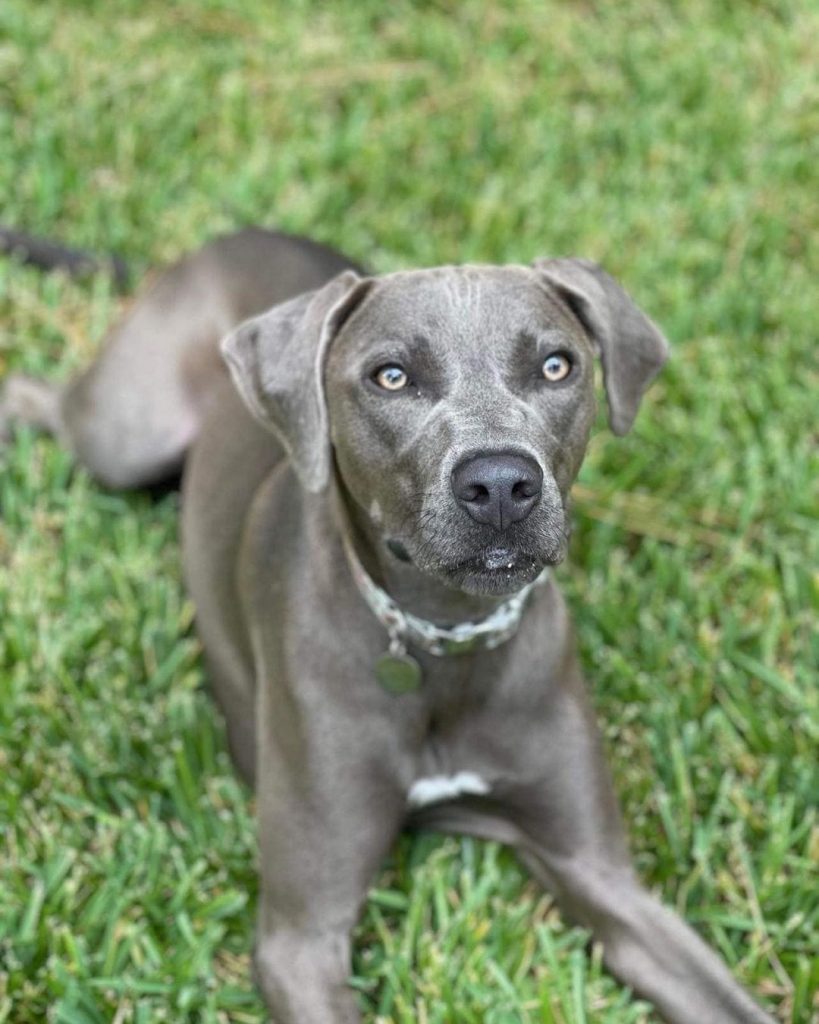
337, 265, 583, 355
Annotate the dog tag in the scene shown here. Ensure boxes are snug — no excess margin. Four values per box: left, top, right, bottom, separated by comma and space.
375, 652, 422, 694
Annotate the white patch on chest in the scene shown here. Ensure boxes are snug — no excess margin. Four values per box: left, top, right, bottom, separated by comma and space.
369, 499, 382, 524
407, 771, 491, 808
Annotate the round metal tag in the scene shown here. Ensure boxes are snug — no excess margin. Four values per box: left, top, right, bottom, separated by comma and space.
374, 652, 422, 694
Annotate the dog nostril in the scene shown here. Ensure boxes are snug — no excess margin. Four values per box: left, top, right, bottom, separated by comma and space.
462, 483, 490, 505
512, 480, 538, 501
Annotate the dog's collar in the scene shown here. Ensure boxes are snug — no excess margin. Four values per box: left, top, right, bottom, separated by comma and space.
340, 528, 549, 659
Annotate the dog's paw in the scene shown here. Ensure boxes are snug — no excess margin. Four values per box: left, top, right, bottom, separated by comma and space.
0, 374, 61, 441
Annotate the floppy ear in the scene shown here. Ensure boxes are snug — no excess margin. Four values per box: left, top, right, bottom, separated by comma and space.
534, 258, 670, 435
221, 270, 370, 491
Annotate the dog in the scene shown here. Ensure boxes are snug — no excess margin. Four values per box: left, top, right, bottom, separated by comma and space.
0, 227, 777, 1023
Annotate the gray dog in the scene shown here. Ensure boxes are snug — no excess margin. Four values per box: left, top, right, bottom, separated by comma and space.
1, 228, 776, 1023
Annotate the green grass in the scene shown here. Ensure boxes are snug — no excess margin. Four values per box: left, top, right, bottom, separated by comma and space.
1, 1, 817, 1021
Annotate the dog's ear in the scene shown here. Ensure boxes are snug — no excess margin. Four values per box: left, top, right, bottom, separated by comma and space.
221, 270, 370, 491
534, 258, 670, 434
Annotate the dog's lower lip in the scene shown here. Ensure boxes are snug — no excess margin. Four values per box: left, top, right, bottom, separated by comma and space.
444, 554, 542, 582
446, 558, 543, 597
484, 547, 516, 571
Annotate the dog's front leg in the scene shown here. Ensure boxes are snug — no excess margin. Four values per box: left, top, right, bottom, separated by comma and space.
505, 672, 777, 1024
253, 922, 360, 1024
252, 688, 408, 1023
519, 845, 776, 1024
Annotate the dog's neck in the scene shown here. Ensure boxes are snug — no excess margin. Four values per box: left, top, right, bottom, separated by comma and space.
334, 485, 522, 626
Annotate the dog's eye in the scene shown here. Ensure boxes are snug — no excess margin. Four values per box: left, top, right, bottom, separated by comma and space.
374, 365, 409, 391
542, 352, 572, 383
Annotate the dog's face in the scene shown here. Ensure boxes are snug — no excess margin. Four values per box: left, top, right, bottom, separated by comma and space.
222, 260, 668, 597
326, 268, 596, 595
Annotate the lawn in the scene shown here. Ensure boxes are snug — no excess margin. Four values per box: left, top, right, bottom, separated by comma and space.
0, 1, 817, 1021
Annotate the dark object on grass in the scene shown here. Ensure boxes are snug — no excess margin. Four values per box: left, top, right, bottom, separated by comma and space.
0, 225, 130, 291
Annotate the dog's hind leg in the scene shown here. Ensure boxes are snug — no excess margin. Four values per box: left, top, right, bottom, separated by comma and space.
2, 228, 363, 489
59, 253, 238, 489
2, 255, 232, 490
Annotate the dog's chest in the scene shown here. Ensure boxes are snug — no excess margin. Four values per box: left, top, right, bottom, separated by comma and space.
404, 664, 509, 808
407, 770, 491, 807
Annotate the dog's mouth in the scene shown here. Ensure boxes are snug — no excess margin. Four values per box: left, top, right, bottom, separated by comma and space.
440, 548, 553, 596
386, 537, 565, 596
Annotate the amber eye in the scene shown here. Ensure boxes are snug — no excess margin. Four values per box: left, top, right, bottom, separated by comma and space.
374, 365, 409, 391
542, 352, 572, 383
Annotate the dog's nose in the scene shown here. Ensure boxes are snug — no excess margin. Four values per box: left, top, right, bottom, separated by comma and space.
451, 452, 543, 530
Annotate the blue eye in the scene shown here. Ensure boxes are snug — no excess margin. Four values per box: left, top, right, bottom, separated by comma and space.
374, 365, 409, 391
542, 352, 572, 382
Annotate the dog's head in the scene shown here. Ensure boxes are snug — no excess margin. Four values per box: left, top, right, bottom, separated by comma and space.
222, 260, 668, 596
